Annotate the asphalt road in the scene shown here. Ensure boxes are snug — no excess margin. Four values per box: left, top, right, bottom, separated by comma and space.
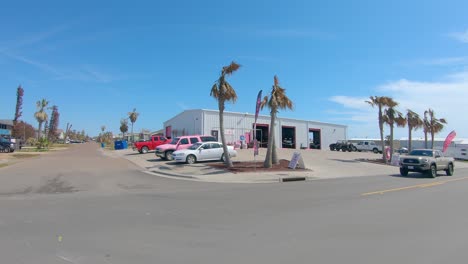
1, 143, 468, 264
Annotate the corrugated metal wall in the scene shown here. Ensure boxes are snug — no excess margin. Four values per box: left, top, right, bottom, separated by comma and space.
164, 109, 347, 150
163, 110, 203, 138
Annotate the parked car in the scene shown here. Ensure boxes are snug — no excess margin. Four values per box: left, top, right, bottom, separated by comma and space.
155, 135, 217, 161
395, 147, 409, 154
173, 141, 237, 164
329, 140, 357, 152
0, 137, 15, 153
399, 149, 455, 178
355, 140, 382, 153
134, 135, 171, 154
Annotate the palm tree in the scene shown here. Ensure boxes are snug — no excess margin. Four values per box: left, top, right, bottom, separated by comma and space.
365, 96, 396, 163
424, 109, 447, 149
406, 109, 424, 151
120, 118, 129, 139
100, 125, 106, 144
128, 108, 139, 143
383, 103, 406, 161
34, 98, 49, 139
210, 61, 241, 168
261, 76, 293, 168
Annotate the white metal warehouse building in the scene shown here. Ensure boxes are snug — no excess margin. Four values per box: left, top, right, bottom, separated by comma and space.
163, 109, 347, 150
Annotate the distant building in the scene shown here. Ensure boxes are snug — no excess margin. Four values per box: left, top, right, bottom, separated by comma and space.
0, 119, 13, 137
163, 109, 347, 150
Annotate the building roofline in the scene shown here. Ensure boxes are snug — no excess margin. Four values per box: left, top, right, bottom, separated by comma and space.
169, 109, 347, 128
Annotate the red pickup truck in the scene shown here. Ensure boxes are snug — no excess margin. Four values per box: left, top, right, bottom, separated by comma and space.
134, 135, 171, 154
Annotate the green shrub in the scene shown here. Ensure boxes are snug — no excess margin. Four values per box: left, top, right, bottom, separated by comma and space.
36, 138, 50, 150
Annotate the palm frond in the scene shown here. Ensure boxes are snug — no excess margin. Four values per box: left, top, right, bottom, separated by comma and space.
260, 96, 269, 110
274, 75, 279, 86
210, 84, 219, 98
222, 61, 241, 76
222, 82, 238, 102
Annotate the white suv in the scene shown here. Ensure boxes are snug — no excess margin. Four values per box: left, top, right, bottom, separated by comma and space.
355, 141, 382, 153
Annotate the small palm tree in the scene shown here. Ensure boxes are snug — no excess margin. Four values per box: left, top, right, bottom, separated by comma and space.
128, 108, 139, 143
261, 76, 293, 168
424, 109, 447, 149
120, 118, 129, 139
34, 98, 49, 139
366, 96, 396, 163
406, 109, 424, 151
383, 102, 406, 161
210, 61, 240, 168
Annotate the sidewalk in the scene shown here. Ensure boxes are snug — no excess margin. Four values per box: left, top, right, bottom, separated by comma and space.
103, 147, 430, 183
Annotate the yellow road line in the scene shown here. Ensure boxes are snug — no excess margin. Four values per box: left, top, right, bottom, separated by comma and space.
362, 176, 468, 196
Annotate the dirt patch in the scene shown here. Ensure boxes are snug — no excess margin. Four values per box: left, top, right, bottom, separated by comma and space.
208, 159, 308, 173
11, 153, 40, 159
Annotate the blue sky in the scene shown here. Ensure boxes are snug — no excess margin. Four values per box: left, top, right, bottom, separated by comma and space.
2, 0, 468, 138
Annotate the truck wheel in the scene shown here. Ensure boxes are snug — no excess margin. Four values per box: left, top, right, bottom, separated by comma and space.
445, 163, 454, 176
400, 168, 408, 176
428, 164, 437, 178
352, 146, 357, 152
4, 146, 10, 153
141, 146, 149, 154
372, 148, 378, 154
186, 155, 196, 164
166, 150, 174, 161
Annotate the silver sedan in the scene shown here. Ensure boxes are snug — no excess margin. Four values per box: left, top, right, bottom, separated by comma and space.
172, 142, 237, 164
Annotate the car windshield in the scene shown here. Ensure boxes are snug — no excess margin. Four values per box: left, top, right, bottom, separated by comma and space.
188, 142, 203, 150
169, 137, 180, 145
409, 150, 433, 157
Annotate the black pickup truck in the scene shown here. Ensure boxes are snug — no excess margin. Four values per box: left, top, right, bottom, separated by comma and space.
0, 137, 15, 153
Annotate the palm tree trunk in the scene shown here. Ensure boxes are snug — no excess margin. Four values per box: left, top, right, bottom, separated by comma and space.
271, 111, 279, 165
431, 129, 435, 149
264, 109, 275, 168
38, 122, 43, 140
389, 124, 394, 162
218, 99, 233, 168
131, 123, 134, 143
378, 106, 386, 163
424, 131, 428, 149
408, 125, 412, 151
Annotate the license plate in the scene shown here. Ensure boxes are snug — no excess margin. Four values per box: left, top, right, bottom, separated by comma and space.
408, 166, 414, 169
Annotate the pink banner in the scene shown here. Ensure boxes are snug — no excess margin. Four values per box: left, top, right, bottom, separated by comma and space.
255, 90, 262, 123
443, 130, 456, 153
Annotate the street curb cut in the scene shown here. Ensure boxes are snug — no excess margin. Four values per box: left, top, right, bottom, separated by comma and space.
149, 169, 196, 179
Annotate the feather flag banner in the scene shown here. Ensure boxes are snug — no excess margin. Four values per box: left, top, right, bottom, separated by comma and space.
443, 130, 456, 153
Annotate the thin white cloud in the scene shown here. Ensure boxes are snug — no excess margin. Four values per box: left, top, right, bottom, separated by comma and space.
0, 25, 68, 52
330, 70, 468, 137
420, 56, 468, 66
0, 50, 60, 75
329, 96, 370, 110
256, 29, 334, 39
449, 30, 468, 43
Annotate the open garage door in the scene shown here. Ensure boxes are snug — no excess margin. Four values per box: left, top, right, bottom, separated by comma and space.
309, 129, 321, 149
282, 126, 296, 149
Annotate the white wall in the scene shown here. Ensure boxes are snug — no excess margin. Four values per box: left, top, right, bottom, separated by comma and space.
164, 109, 347, 150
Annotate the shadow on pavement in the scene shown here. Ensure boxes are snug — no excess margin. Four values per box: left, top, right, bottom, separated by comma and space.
329, 159, 361, 163
389, 173, 434, 179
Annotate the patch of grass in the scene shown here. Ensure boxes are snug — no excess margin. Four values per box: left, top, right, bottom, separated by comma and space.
0, 163, 9, 168
12, 153, 40, 159
18, 148, 49, 152
51, 144, 70, 148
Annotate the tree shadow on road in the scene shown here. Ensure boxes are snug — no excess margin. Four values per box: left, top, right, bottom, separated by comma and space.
389, 173, 433, 179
